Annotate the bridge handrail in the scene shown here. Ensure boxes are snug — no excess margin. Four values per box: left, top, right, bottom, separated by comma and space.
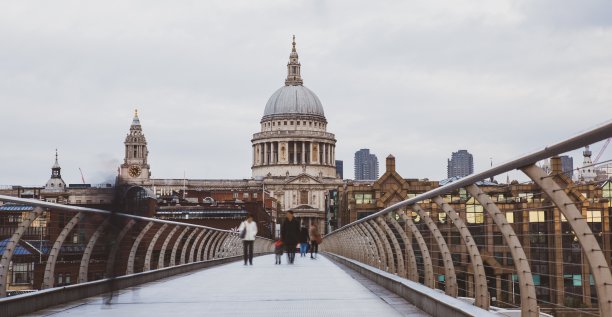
0, 195, 268, 237
0, 195, 274, 300
322, 119, 612, 317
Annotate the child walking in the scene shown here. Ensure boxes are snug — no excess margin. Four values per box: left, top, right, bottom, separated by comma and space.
274, 239, 283, 264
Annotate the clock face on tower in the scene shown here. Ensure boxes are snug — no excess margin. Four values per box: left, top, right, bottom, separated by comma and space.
128, 165, 142, 178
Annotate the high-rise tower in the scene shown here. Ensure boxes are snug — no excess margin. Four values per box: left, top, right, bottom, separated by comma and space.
447, 150, 474, 178
354, 149, 379, 180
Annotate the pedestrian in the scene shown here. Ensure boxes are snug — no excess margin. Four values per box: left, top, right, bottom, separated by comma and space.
309, 223, 321, 259
238, 213, 258, 265
274, 239, 283, 264
299, 224, 309, 257
280, 210, 300, 264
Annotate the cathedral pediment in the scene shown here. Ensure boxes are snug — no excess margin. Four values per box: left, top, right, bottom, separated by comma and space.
284, 173, 322, 185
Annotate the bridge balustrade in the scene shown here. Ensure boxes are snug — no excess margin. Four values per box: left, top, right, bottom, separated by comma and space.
0, 197, 273, 299
321, 121, 612, 317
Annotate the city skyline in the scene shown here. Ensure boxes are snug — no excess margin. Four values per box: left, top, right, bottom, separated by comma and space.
1, 1, 612, 185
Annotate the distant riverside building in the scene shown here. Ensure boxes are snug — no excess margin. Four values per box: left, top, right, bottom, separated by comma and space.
560, 155, 574, 178
578, 146, 597, 182
447, 150, 474, 178
354, 149, 379, 180
335, 160, 343, 179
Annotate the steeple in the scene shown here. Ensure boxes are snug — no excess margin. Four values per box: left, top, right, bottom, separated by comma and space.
120, 110, 151, 184
285, 35, 303, 86
45, 149, 66, 191
52, 148, 60, 169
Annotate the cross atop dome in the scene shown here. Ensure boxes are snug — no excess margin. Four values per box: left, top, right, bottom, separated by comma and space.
130, 108, 143, 134
285, 35, 303, 86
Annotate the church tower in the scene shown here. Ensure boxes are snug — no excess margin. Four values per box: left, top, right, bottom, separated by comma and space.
119, 110, 151, 184
45, 149, 66, 191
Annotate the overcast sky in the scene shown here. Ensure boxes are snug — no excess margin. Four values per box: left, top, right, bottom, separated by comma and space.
1, 1, 611, 186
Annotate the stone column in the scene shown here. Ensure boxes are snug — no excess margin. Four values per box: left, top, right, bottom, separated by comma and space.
264, 143, 268, 165
302, 142, 306, 164
275, 142, 279, 164
293, 142, 297, 164
322, 143, 326, 165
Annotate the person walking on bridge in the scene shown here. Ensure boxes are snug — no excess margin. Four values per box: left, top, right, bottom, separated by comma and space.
299, 224, 309, 257
238, 213, 258, 265
309, 223, 321, 259
281, 210, 300, 264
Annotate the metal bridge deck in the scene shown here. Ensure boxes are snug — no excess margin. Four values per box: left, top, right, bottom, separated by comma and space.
26, 254, 428, 316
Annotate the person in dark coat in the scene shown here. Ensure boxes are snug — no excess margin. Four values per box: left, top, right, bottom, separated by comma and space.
281, 210, 300, 264
299, 224, 309, 257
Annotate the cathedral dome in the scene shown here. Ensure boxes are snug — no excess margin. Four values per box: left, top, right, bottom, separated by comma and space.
262, 85, 324, 120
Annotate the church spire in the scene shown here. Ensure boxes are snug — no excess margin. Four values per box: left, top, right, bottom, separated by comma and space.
285, 35, 303, 86
52, 148, 60, 169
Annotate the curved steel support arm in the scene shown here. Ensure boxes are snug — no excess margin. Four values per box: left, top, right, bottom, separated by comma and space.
433, 195, 488, 309
78, 218, 110, 283
466, 184, 539, 317
522, 165, 612, 316
0, 207, 44, 296
398, 209, 435, 288
410, 204, 457, 297
43, 212, 85, 289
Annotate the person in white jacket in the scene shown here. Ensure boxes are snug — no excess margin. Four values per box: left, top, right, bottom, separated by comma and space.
238, 213, 258, 265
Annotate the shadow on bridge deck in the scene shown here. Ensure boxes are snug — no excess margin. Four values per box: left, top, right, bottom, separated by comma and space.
25, 254, 428, 317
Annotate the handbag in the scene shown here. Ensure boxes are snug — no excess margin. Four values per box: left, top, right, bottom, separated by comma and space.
239, 222, 247, 239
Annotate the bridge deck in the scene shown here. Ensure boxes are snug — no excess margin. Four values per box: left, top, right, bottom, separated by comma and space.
26, 254, 428, 316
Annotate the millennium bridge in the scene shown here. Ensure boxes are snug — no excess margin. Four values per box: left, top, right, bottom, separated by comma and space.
1, 121, 612, 317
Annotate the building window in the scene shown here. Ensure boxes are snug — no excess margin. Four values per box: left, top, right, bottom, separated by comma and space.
587, 210, 602, 223
602, 182, 612, 200
300, 191, 308, 204
297, 121, 300, 125
232, 192, 238, 199
354, 193, 373, 204
243, 193, 249, 199
438, 212, 447, 223
466, 197, 484, 224
528, 210, 545, 223
253, 192, 258, 199
290, 121, 293, 125
505, 212, 514, 223
11, 262, 34, 285
284, 121, 287, 125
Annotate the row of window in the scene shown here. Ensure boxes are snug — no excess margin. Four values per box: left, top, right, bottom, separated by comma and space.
264, 120, 326, 129
232, 192, 258, 199
368, 208, 604, 225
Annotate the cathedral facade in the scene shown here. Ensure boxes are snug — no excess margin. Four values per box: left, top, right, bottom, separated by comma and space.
116, 37, 342, 230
